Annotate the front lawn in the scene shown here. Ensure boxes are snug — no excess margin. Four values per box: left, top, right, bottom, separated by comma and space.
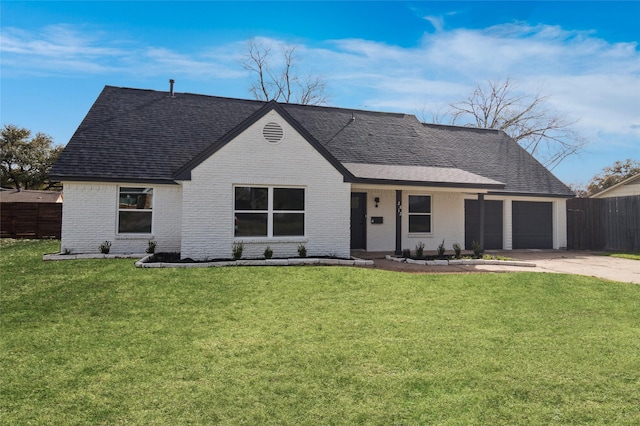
607, 252, 640, 261
2, 240, 639, 425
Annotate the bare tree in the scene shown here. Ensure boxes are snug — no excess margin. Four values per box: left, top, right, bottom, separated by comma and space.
445, 79, 585, 170
242, 39, 327, 105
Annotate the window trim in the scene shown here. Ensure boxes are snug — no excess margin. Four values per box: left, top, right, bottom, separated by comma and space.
233, 185, 306, 239
407, 194, 432, 235
117, 186, 154, 235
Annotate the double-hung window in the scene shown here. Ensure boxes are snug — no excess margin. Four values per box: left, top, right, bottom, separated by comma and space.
408, 195, 431, 233
118, 187, 153, 233
234, 186, 305, 237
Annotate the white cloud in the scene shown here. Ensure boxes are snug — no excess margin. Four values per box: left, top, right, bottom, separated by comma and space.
1, 24, 125, 57
3, 22, 638, 145
423, 15, 444, 32
0, 24, 243, 79
142, 47, 243, 79
304, 24, 640, 142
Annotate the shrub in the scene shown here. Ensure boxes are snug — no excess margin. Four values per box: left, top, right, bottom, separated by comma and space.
402, 249, 411, 258
146, 240, 157, 254
297, 244, 307, 258
232, 242, 244, 260
472, 240, 483, 258
415, 242, 425, 259
453, 242, 462, 259
437, 239, 446, 257
99, 241, 111, 254
264, 245, 273, 259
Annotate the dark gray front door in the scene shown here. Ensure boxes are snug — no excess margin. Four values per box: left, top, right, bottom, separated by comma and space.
350, 193, 367, 249
465, 200, 504, 250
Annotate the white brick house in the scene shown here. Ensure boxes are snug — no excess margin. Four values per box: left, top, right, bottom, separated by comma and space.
51, 85, 574, 260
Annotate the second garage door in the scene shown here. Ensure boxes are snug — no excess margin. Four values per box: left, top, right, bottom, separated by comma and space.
512, 201, 553, 249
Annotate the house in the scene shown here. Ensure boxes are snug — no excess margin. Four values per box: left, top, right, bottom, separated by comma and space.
590, 173, 640, 198
50, 85, 574, 260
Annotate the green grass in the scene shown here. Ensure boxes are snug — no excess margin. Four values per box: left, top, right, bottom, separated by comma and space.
607, 252, 640, 261
2, 240, 640, 425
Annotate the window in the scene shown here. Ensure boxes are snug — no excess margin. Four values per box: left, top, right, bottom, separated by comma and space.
408, 195, 431, 233
234, 186, 305, 237
118, 187, 153, 233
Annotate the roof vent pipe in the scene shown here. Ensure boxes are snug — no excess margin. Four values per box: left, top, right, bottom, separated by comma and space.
169, 79, 175, 98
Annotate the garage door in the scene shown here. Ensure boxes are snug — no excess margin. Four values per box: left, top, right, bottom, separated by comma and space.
465, 200, 503, 250
512, 201, 553, 249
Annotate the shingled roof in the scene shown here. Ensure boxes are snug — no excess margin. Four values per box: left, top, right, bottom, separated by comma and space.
50, 85, 573, 197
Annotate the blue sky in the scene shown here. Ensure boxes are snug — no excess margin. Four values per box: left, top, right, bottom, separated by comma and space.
2, 1, 639, 186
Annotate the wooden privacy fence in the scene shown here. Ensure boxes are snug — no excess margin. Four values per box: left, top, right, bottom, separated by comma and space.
1, 202, 62, 239
567, 196, 640, 252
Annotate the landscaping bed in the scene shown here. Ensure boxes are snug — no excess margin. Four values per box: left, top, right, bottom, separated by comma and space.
136, 252, 373, 268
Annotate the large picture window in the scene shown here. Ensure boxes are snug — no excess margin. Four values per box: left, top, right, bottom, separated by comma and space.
408, 195, 431, 233
118, 187, 153, 233
234, 186, 305, 237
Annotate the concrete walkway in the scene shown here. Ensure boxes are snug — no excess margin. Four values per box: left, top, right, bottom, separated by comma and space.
360, 250, 640, 284
483, 251, 640, 284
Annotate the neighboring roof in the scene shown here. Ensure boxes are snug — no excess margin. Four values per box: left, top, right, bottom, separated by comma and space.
591, 173, 640, 198
0, 189, 63, 203
51, 85, 573, 197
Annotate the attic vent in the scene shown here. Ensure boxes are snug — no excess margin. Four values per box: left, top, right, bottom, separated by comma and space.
263, 122, 284, 144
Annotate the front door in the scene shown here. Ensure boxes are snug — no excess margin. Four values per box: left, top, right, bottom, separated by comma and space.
350, 193, 367, 249
465, 200, 504, 250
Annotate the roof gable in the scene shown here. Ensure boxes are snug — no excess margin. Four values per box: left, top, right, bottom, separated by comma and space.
173, 101, 354, 181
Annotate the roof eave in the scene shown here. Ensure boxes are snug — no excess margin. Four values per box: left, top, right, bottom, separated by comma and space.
348, 176, 505, 190
487, 190, 575, 199
50, 175, 179, 185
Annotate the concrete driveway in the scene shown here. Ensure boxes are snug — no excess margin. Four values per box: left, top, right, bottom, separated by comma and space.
477, 251, 640, 284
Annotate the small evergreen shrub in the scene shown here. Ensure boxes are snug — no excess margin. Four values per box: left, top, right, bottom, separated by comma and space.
232, 242, 244, 260
264, 245, 273, 259
437, 239, 446, 257
146, 240, 157, 254
472, 240, 483, 258
297, 244, 307, 258
99, 241, 111, 254
415, 242, 425, 259
453, 242, 462, 259
402, 249, 411, 258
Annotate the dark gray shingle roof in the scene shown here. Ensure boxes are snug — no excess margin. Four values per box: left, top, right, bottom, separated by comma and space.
51, 85, 573, 196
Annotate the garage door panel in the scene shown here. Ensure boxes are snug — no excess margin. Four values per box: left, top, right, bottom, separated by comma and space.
512, 201, 553, 249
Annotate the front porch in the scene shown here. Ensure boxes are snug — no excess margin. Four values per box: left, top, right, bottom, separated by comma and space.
350, 187, 567, 254
350, 186, 489, 255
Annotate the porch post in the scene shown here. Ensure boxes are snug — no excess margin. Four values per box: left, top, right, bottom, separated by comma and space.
395, 190, 402, 255
478, 193, 485, 252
